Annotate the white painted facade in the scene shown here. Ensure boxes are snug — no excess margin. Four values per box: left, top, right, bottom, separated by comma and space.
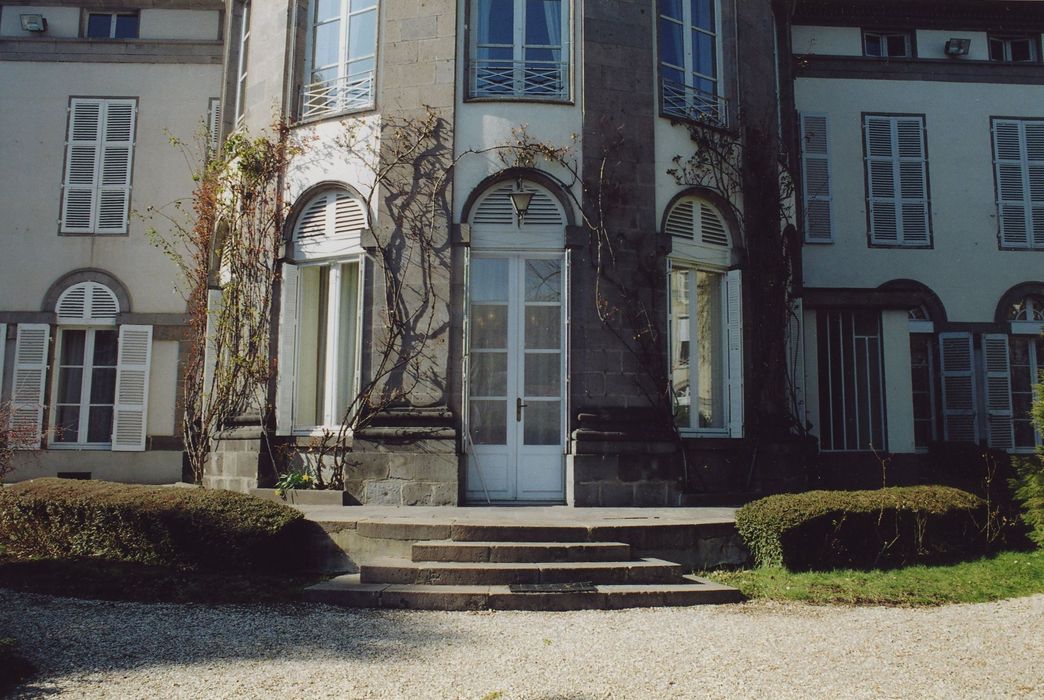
0, 3, 223, 482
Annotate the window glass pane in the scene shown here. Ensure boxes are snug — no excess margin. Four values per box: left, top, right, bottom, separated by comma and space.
864, 33, 882, 56
525, 0, 561, 46
347, 8, 376, 61
346, 57, 375, 78
470, 352, 508, 396
1011, 39, 1033, 62
524, 306, 560, 349
658, 0, 683, 21
470, 400, 507, 444
523, 400, 560, 445
691, 0, 714, 31
477, 0, 514, 45
55, 406, 80, 443
477, 46, 514, 62
471, 305, 508, 349
87, 14, 111, 38
886, 34, 908, 57
990, 38, 1005, 61
661, 64, 685, 86
695, 271, 724, 429
524, 353, 560, 397
471, 258, 509, 302
57, 368, 83, 404
332, 263, 359, 422
692, 30, 715, 78
314, 21, 341, 71
93, 330, 118, 366
90, 368, 117, 404
113, 14, 138, 39
351, 0, 377, 11
61, 330, 86, 366
658, 17, 684, 68
670, 269, 691, 428
87, 406, 114, 443
316, 0, 341, 22
524, 259, 561, 302
295, 266, 325, 427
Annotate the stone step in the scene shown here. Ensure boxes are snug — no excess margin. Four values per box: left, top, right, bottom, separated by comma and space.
360, 557, 684, 586
303, 574, 742, 610
411, 540, 632, 563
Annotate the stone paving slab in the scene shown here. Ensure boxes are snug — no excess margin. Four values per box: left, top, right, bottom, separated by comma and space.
296, 504, 737, 526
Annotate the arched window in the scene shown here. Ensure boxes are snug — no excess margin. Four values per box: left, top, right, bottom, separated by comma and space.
56, 281, 120, 325
468, 179, 567, 250
277, 189, 366, 434
1008, 295, 1044, 323
664, 195, 742, 437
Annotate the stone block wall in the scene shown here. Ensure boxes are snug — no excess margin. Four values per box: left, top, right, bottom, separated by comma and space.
203, 425, 261, 493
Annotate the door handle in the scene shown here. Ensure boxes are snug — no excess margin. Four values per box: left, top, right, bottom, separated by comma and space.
516, 397, 527, 422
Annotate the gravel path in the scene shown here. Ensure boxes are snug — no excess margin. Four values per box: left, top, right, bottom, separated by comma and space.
4, 589, 1042, 699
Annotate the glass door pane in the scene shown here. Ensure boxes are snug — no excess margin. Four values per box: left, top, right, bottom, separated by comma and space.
469, 258, 510, 445
521, 258, 562, 446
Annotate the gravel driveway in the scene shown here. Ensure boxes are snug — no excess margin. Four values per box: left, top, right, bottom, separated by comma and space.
4, 589, 1042, 699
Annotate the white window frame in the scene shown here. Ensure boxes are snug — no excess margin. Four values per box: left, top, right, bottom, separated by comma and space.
286, 256, 365, 436
61, 98, 137, 235
300, 0, 379, 119
234, 1, 250, 125
989, 35, 1038, 63
863, 114, 932, 248
657, 0, 726, 126
469, 0, 571, 101
84, 11, 139, 39
992, 118, 1044, 250
49, 326, 118, 450
862, 31, 911, 58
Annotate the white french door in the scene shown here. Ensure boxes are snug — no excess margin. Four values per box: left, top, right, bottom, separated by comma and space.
466, 253, 566, 502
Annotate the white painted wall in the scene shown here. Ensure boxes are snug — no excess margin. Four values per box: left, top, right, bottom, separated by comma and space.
797, 76, 1044, 322
0, 61, 222, 315
791, 25, 863, 57
882, 310, 915, 453
0, 6, 79, 37
284, 116, 381, 217
147, 340, 180, 436
140, 10, 221, 41
915, 30, 989, 61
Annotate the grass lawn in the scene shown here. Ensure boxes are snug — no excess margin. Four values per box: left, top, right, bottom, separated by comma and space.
706, 548, 1044, 606
0, 554, 321, 605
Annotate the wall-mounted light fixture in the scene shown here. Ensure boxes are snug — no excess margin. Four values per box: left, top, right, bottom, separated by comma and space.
945, 38, 971, 56
508, 180, 534, 226
20, 14, 48, 32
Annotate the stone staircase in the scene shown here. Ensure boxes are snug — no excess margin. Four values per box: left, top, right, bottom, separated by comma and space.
303, 530, 742, 611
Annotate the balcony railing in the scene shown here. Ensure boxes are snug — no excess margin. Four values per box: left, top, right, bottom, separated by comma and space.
300, 70, 375, 120
470, 59, 569, 100
660, 78, 728, 128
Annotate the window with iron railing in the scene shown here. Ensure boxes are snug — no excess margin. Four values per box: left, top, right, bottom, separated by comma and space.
469, 0, 570, 101
657, 0, 726, 127
301, 0, 378, 120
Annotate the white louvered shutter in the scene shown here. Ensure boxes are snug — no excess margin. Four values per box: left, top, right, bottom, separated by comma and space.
112, 325, 152, 451
982, 334, 1014, 449
62, 100, 102, 233
800, 113, 833, 243
992, 119, 1044, 249
96, 100, 136, 234
275, 264, 299, 434
726, 269, 744, 438
208, 97, 222, 153
865, 115, 930, 246
11, 324, 50, 449
938, 332, 978, 443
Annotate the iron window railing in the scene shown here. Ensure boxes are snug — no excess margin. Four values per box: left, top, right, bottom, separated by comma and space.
300, 70, 375, 120
470, 59, 569, 100
660, 78, 728, 128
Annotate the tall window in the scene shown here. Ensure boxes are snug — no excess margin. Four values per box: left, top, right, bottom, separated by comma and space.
235, 2, 250, 124
908, 306, 938, 450
991, 118, 1044, 249
863, 114, 931, 247
61, 98, 137, 235
1008, 296, 1044, 450
277, 190, 368, 434
665, 196, 742, 436
301, 0, 378, 119
658, 0, 724, 126
470, 0, 569, 100
817, 310, 886, 451
54, 328, 118, 447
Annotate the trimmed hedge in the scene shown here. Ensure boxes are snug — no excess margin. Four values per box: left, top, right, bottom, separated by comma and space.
0, 479, 307, 573
735, 486, 988, 571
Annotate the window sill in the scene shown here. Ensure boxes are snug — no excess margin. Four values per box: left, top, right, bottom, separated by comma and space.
464, 95, 574, 106
867, 242, 933, 250
48, 443, 112, 451
293, 104, 378, 127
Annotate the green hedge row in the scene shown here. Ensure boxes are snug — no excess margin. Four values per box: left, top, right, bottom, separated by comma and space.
0, 479, 306, 573
736, 486, 987, 571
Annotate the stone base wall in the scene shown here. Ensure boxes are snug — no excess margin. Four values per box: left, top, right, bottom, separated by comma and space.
203, 426, 262, 493
568, 440, 684, 507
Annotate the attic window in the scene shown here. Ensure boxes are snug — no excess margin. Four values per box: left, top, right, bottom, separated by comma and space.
989, 35, 1038, 63
863, 31, 911, 58
86, 12, 139, 39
